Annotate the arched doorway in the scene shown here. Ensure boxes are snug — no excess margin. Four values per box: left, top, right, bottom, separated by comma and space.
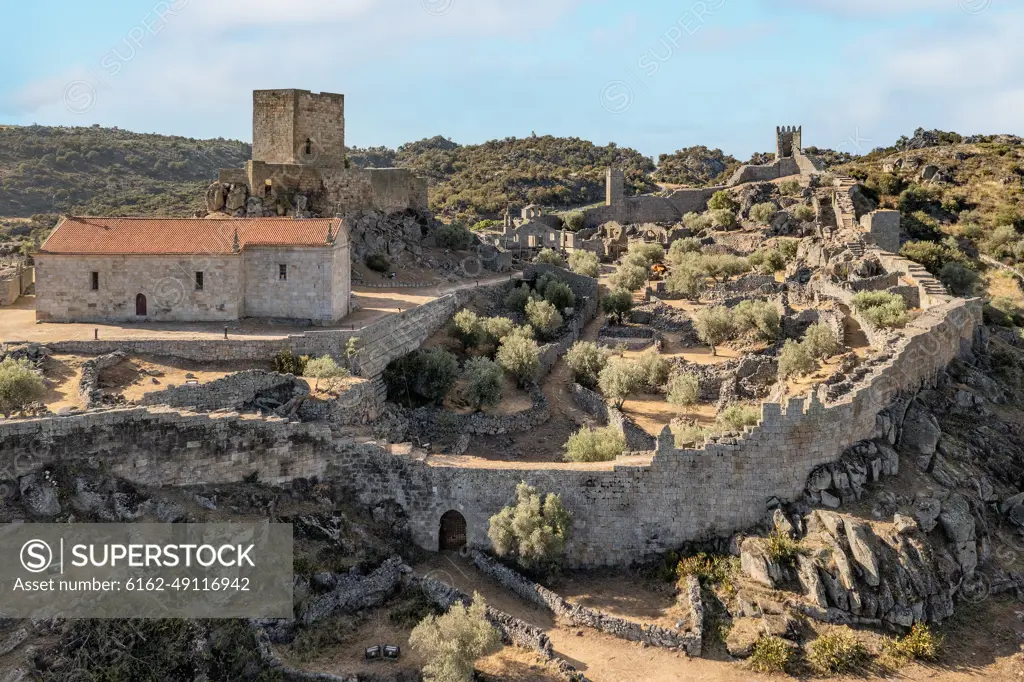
135, 294, 147, 316
438, 510, 467, 551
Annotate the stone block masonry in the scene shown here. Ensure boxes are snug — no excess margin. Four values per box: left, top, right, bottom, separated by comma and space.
139, 370, 305, 412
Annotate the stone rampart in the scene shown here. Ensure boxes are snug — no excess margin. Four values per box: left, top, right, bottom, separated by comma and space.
296, 379, 387, 426
139, 370, 305, 411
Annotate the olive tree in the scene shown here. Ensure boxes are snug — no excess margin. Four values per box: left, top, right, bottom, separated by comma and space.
496, 334, 541, 386
0, 358, 44, 417
597, 357, 645, 408
461, 357, 504, 410
564, 426, 625, 462
488, 482, 572, 570
568, 250, 600, 277
409, 595, 501, 682
694, 306, 735, 356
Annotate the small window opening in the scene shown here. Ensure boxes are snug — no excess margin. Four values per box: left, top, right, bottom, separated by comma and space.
195, 272, 204, 291
279, 264, 288, 281
91, 272, 99, 290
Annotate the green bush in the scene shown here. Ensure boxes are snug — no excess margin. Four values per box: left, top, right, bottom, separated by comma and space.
665, 263, 706, 299
496, 334, 541, 386
565, 341, 609, 388
779, 179, 801, 196
682, 211, 711, 231
708, 190, 739, 212
544, 280, 576, 311
666, 372, 700, 406
525, 298, 563, 338
453, 309, 485, 348
461, 357, 504, 410
564, 211, 585, 231
718, 403, 760, 432
791, 204, 816, 222
567, 250, 600, 277
748, 635, 794, 674
272, 349, 309, 376
624, 241, 665, 268
807, 628, 869, 675
416, 349, 460, 404
636, 348, 670, 391
504, 285, 532, 313
303, 355, 350, 391
597, 357, 645, 408
764, 530, 806, 565
702, 253, 749, 281
667, 237, 702, 263
610, 263, 649, 291
777, 238, 800, 260
694, 306, 735, 355
365, 253, 390, 273
488, 482, 572, 570
852, 291, 909, 329
601, 289, 633, 323
409, 594, 501, 682
564, 425, 626, 462
470, 219, 501, 232
0, 357, 44, 416
732, 300, 781, 341
536, 248, 564, 266
482, 316, 517, 344
778, 339, 816, 378
749, 202, 777, 225
676, 552, 737, 587
748, 247, 786, 274
885, 622, 941, 663
803, 322, 838, 359
709, 208, 737, 229
435, 223, 475, 250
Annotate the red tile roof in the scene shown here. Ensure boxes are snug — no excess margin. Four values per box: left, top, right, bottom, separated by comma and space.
39, 216, 345, 255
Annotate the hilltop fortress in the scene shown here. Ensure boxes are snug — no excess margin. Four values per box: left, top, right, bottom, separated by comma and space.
208, 89, 428, 218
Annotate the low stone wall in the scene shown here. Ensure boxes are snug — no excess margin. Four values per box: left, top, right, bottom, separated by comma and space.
297, 379, 387, 426
139, 370, 305, 411
537, 296, 598, 379
403, 387, 550, 443
78, 351, 127, 406
569, 383, 656, 453
469, 550, 702, 655
524, 263, 599, 302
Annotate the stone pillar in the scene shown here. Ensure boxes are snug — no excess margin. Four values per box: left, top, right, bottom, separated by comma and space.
606, 167, 625, 207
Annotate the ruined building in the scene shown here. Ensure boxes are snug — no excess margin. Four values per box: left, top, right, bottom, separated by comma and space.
209, 89, 428, 218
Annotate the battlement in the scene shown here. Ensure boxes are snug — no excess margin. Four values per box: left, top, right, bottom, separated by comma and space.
776, 125, 802, 160
253, 89, 346, 167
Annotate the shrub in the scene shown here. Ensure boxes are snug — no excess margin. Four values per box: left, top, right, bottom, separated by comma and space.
564, 425, 626, 462
807, 628, 869, 675
779, 179, 801, 196
666, 372, 700, 406
365, 253, 389, 273
624, 242, 665, 268
694, 306, 735, 355
610, 263, 648, 291
409, 594, 501, 682
496, 334, 541, 386
461, 357, 504, 410
777, 238, 800, 260
718, 403, 760, 432
436, 223, 474, 250
791, 204, 816, 222
482, 316, 516, 344
543, 280, 576, 311
709, 208, 737, 229
470, 219, 501, 232
682, 211, 711, 231
852, 291, 909, 329
748, 247, 786, 274
453, 309, 484, 348
748, 635, 794, 674
708, 190, 739, 212
525, 298, 563, 338
597, 357, 645, 408
676, 552, 737, 587
733, 300, 780, 341
702, 253, 749, 281
981, 224, 1020, 258
536, 248, 564, 266
488, 482, 572, 570
0, 358, 44, 417
272, 349, 309, 375
636, 348, 670, 390
416, 349, 460, 404
900, 240, 952, 274
667, 237, 701, 263
565, 341, 609, 388
567, 250, 600, 277
764, 530, 805, 565
601, 289, 633, 323
504, 285, 531, 313
749, 202, 777, 225
665, 263, 706, 299
803, 322, 838, 359
885, 623, 941, 663
778, 339, 816, 378
303, 355, 350, 391
564, 211, 585, 231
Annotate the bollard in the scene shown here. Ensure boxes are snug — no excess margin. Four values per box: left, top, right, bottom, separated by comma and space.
224, 327, 228, 340
94, 328, 98, 340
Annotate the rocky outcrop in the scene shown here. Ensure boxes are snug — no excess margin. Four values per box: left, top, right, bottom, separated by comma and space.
298, 556, 405, 626
78, 351, 128, 407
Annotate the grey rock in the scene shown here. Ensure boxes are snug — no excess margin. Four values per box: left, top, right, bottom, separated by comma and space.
821, 490, 841, 508
939, 493, 977, 575
19, 474, 60, 518
893, 514, 918, 534
796, 554, 829, 608
845, 520, 881, 587
194, 494, 217, 511
914, 498, 942, 532
149, 499, 186, 523
901, 403, 940, 455
225, 184, 247, 212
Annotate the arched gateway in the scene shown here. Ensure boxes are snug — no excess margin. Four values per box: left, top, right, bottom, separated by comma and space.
438, 510, 467, 551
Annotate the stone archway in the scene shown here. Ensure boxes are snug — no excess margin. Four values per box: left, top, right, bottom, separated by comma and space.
135, 293, 147, 316
438, 510, 467, 551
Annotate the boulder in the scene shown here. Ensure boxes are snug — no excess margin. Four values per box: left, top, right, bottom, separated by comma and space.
900, 403, 940, 456
797, 554, 829, 608
845, 520, 881, 587
205, 181, 227, 212
914, 498, 942, 532
725, 616, 791, 658
19, 474, 61, 518
225, 184, 248, 212
1000, 491, 1024, 526
740, 539, 775, 588
893, 514, 918, 534
939, 493, 978, 575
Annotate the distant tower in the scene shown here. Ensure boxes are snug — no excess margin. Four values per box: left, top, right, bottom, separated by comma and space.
775, 125, 802, 160
606, 167, 625, 206
252, 89, 346, 166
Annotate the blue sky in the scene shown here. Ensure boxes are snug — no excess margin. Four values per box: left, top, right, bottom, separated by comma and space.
1, 0, 1020, 159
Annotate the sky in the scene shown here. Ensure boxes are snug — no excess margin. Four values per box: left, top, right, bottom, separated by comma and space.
0, 0, 1020, 160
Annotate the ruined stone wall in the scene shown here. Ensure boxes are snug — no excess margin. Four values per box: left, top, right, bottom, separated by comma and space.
34, 254, 243, 323
138, 370, 303, 411
297, 378, 387, 426
0, 407, 332, 488
726, 158, 801, 185
252, 90, 299, 166
665, 187, 719, 215
0, 265, 31, 306
367, 169, 429, 213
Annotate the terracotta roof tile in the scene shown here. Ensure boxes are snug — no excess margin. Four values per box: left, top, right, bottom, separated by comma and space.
39, 216, 345, 255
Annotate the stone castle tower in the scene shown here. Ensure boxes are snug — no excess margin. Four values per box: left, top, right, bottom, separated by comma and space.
252, 89, 346, 167
775, 125, 802, 160
606, 167, 625, 206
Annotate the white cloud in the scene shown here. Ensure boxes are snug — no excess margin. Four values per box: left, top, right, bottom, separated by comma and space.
778, 0, 963, 16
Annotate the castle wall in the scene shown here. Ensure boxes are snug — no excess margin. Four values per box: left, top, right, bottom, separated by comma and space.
252, 90, 345, 167
34, 254, 242, 323
861, 210, 901, 255
253, 90, 298, 166
242, 245, 340, 323
367, 169, 429, 213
